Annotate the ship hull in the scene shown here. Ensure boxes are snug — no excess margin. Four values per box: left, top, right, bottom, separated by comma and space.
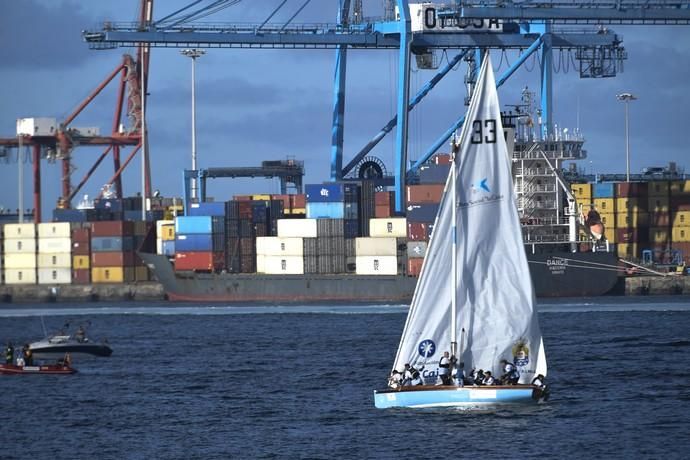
140, 249, 619, 304
374, 385, 546, 408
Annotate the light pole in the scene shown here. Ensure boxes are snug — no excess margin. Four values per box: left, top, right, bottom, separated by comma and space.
181, 49, 205, 201
616, 92, 637, 182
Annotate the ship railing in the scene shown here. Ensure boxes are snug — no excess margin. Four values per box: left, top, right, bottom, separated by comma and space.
519, 216, 570, 226
516, 183, 557, 194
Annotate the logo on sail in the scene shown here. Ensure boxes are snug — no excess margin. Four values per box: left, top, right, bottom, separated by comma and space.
418, 339, 436, 358
459, 177, 503, 208
512, 339, 530, 367
472, 178, 491, 193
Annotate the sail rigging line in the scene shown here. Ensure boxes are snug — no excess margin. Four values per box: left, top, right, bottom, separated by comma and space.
528, 260, 623, 273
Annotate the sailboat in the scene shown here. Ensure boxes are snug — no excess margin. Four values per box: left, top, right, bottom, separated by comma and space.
374, 55, 548, 409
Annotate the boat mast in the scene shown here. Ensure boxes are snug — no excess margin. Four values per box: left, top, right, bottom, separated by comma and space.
450, 136, 458, 361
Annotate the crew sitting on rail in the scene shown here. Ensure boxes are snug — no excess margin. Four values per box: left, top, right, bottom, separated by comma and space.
470, 368, 485, 386
388, 370, 403, 389
482, 371, 496, 385
402, 363, 423, 386
531, 374, 546, 389
500, 359, 520, 385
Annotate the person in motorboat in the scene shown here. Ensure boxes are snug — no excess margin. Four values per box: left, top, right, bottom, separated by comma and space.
438, 351, 452, 385
56, 353, 72, 367
482, 371, 496, 385
500, 359, 520, 385
22, 344, 34, 366
75, 326, 87, 343
5, 342, 13, 364
402, 364, 423, 386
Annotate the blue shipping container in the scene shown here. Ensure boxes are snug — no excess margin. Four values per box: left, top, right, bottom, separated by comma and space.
52, 209, 87, 223
593, 183, 615, 198
175, 216, 224, 234
175, 233, 213, 252
305, 183, 358, 203
91, 236, 134, 252
406, 203, 439, 223
419, 164, 451, 185
189, 202, 226, 217
306, 202, 345, 219
161, 240, 175, 256
94, 198, 123, 212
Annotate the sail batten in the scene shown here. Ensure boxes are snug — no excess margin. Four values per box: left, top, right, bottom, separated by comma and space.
391, 55, 547, 385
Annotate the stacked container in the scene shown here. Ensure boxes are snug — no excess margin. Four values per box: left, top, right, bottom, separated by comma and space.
256, 237, 304, 274
37, 222, 72, 284
358, 181, 376, 238
174, 215, 226, 272
71, 227, 91, 284
91, 221, 135, 283
305, 183, 359, 221
355, 237, 398, 275
374, 191, 395, 218
670, 179, 690, 264
156, 220, 175, 256
3, 223, 37, 284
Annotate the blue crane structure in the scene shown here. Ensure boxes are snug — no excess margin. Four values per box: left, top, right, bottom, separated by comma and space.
83, 0, 690, 213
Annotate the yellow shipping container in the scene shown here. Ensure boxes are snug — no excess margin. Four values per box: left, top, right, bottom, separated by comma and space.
73, 255, 90, 269
571, 184, 592, 200
599, 213, 615, 229
616, 198, 646, 213
672, 227, 690, 242
593, 198, 615, 213
648, 181, 669, 197
671, 211, 690, 227
648, 195, 670, 213
615, 211, 649, 229
288, 208, 306, 215
649, 227, 671, 244
160, 224, 176, 241
91, 266, 134, 283
252, 194, 272, 201
617, 243, 639, 260
606, 229, 617, 244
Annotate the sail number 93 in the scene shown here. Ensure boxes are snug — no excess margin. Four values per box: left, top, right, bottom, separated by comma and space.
471, 119, 497, 144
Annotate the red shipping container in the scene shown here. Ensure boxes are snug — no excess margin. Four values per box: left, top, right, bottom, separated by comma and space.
234, 195, 253, 201
72, 241, 91, 256
375, 191, 394, 206
375, 204, 393, 218
72, 269, 91, 284
671, 195, 690, 208
434, 153, 451, 165
407, 184, 444, 204
91, 251, 136, 267
238, 201, 253, 219
91, 221, 134, 237
407, 222, 430, 241
291, 194, 306, 208
672, 203, 690, 212
407, 258, 424, 276
71, 228, 90, 243
649, 212, 670, 227
174, 251, 225, 271
615, 182, 648, 198
272, 194, 291, 212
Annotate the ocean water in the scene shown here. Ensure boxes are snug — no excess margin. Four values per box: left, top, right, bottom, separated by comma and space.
0, 296, 689, 459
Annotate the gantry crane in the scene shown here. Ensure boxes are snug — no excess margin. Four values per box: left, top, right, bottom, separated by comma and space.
82, 0, 690, 213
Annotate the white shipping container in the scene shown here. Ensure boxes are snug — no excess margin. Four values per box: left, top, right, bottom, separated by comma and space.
156, 238, 163, 255
4, 268, 37, 285
38, 237, 72, 254
369, 218, 407, 237
407, 241, 428, 258
263, 256, 304, 274
355, 255, 399, 275
4, 253, 36, 269
37, 252, 72, 268
256, 254, 266, 273
16, 117, 57, 136
277, 219, 318, 238
3, 223, 36, 238
38, 268, 72, 285
3, 238, 36, 254
38, 222, 71, 238
256, 237, 304, 256
355, 237, 397, 256
156, 219, 174, 234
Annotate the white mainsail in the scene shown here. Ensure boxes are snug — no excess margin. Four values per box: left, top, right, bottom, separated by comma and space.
392, 55, 547, 384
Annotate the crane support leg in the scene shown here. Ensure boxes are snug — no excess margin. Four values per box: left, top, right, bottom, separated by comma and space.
540, 23, 553, 139
98, 144, 142, 199
330, 46, 347, 181
68, 146, 113, 203
33, 145, 41, 224
394, 0, 411, 214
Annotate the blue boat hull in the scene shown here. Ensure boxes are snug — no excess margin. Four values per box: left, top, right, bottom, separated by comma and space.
374, 385, 545, 408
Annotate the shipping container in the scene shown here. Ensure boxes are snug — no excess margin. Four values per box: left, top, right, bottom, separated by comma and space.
4, 268, 37, 284
669, 180, 690, 195
672, 211, 690, 227
419, 164, 450, 184
648, 195, 670, 213
38, 268, 72, 285
3, 253, 37, 269
434, 153, 451, 165
91, 266, 135, 283
406, 184, 444, 204
672, 227, 690, 242
617, 243, 639, 260
258, 256, 305, 274
592, 198, 615, 213
3, 238, 36, 254
672, 242, 690, 264
648, 181, 669, 197
649, 227, 671, 244
616, 198, 647, 213
37, 222, 71, 238
3, 223, 36, 238
316, 219, 345, 237
256, 237, 304, 256
592, 183, 615, 198
599, 213, 615, 228
91, 236, 134, 252
615, 182, 647, 198
175, 234, 215, 252
277, 219, 317, 238
407, 241, 428, 259
158, 224, 175, 241
91, 252, 136, 267
317, 254, 346, 274
174, 216, 224, 235
52, 209, 87, 222
157, 240, 175, 256
375, 191, 394, 206
174, 251, 225, 271
615, 212, 649, 229
291, 194, 306, 209
355, 237, 397, 256
407, 258, 424, 276
189, 202, 226, 217
374, 204, 394, 218
355, 255, 398, 275
72, 268, 91, 284
305, 183, 358, 203
73, 255, 90, 269
91, 221, 134, 237
649, 212, 670, 227
37, 253, 71, 268
306, 202, 345, 219
71, 227, 90, 243
38, 237, 72, 254
570, 183, 592, 200
407, 222, 432, 241
369, 218, 407, 237
317, 237, 346, 255
616, 228, 648, 244
71, 240, 91, 256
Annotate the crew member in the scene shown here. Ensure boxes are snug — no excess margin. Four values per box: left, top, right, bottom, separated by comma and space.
500, 359, 520, 385
438, 351, 452, 385
388, 370, 403, 389
22, 344, 33, 366
403, 363, 423, 386
531, 374, 546, 389
482, 371, 495, 385
5, 342, 14, 365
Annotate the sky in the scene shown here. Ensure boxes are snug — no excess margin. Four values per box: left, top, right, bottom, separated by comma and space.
1, 0, 689, 218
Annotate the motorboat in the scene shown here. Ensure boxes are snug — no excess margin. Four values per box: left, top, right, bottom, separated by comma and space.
0, 363, 77, 375
28, 323, 112, 359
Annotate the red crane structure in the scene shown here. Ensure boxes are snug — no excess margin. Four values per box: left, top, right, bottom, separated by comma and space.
0, 0, 154, 224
